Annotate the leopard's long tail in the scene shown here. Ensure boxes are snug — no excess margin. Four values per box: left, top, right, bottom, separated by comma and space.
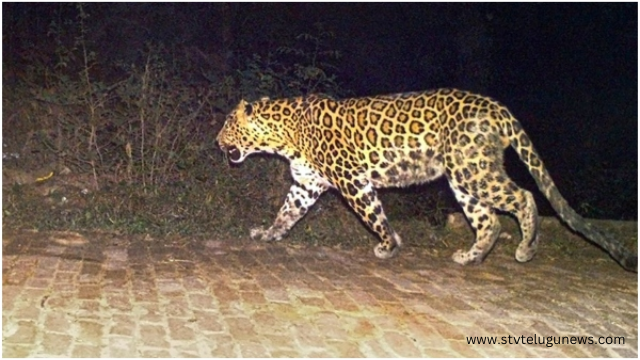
506, 118, 637, 272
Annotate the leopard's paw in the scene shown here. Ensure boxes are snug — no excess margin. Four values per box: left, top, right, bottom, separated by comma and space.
373, 242, 400, 259
250, 226, 283, 242
452, 249, 483, 265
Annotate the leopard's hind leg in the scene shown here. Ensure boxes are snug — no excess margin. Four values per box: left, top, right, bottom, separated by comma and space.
444, 123, 540, 265
449, 189, 501, 265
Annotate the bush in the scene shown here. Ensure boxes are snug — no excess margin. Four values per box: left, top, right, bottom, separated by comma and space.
2, 5, 348, 236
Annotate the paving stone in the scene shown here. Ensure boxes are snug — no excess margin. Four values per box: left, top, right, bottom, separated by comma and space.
42, 332, 73, 356
226, 316, 259, 341
78, 285, 101, 300
168, 317, 196, 341
210, 282, 241, 302
77, 320, 104, 346
139, 324, 169, 348
183, 276, 208, 292
106, 294, 133, 312
25, 277, 52, 289
188, 293, 216, 310
208, 333, 239, 357
383, 330, 423, 357
139, 348, 171, 357
12, 304, 42, 322
361, 338, 396, 357
326, 339, 366, 357
345, 288, 381, 307
270, 348, 304, 357
237, 340, 271, 357
262, 333, 298, 349
324, 290, 361, 312
162, 295, 193, 317
137, 303, 164, 323
296, 294, 329, 308
610, 345, 638, 358
4, 320, 37, 344
58, 259, 82, 272
107, 335, 138, 357
77, 300, 103, 321
240, 290, 268, 305
109, 314, 137, 337
192, 310, 224, 332
315, 311, 350, 338
1, 344, 32, 357
2, 285, 22, 311
2, 228, 637, 357
449, 339, 487, 357
44, 311, 73, 333
263, 287, 290, 303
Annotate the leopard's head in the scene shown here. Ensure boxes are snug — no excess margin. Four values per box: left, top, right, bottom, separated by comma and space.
216, 98, 300, 163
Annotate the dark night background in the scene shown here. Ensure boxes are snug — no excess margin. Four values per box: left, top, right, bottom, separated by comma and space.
3, 3, 638, 219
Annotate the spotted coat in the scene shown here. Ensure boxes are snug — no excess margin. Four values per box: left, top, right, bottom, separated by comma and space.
216, 89, 637, 271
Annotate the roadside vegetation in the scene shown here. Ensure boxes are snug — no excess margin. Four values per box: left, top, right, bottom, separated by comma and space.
3, 4, 634, 256
2, 4, 454, 249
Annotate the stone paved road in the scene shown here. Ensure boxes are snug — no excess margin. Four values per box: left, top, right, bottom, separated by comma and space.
2, 227, 637, 357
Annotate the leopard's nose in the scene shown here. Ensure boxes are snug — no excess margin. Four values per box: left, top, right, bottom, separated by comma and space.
215, 132, 228, 150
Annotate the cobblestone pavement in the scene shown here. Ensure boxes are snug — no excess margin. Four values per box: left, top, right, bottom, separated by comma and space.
3, 227, 637, 357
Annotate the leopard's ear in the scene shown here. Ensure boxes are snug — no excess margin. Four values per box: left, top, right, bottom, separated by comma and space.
237, 99, 253, 116
244, 103, 253, 116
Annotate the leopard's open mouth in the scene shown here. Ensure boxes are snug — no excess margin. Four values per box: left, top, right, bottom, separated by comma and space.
220, 145, 242, 163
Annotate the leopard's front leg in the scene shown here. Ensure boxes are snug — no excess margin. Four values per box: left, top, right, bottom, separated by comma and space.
251, 165, 329, 242
337, 177, 402, 259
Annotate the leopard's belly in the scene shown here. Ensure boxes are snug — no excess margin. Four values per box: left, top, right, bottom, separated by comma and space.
367, 148, 444, 188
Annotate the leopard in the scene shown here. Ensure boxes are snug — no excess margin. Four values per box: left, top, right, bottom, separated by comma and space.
216, 88, 637, 272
